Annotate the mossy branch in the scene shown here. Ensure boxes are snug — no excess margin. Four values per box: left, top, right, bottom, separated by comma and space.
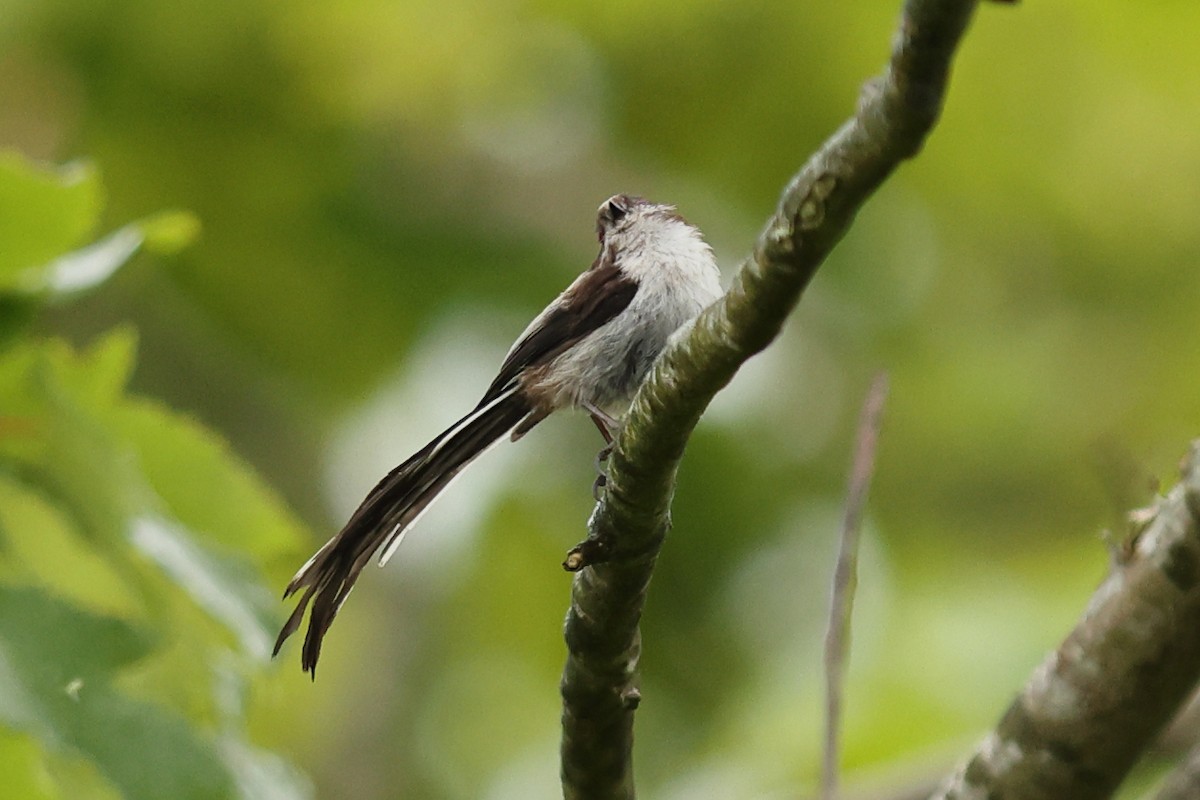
559, 1, 999, 797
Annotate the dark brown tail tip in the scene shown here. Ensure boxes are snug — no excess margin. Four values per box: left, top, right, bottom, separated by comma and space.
273, 610, 302, 658
301, 630, 324, 679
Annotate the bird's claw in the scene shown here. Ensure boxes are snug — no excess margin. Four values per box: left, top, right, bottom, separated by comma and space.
592, 443, 614, 501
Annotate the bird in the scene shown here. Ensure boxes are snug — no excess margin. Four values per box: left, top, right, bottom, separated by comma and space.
274, 194, 724, 675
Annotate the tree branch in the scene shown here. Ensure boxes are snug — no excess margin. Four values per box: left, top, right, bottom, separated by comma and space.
1148, 741, 1200, 800
931, 441, 1200, 800
560, 1, 996, 797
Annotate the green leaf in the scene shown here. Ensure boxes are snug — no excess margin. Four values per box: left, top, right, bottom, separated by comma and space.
128, 515, 277, 661
33, 227, 144, 299
32, 212, 202, 302
0, 153, 199, 305
110, 388, 305, 564
0, 587, 152, 712
0, 475, 139, 621
0, 330, 302, 658
0, 729, 64, 800
0, 153, 101, 281
217, 735, 313, 800
137, 210, 202, 255
0, 587, 235, 800
0, 330, 311, 796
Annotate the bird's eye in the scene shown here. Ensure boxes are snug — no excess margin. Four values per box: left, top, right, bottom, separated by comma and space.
604, 197, 628, 224
596, 195, 634, 240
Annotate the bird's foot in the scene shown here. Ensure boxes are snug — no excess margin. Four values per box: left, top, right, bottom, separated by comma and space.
592, 443, 614, 501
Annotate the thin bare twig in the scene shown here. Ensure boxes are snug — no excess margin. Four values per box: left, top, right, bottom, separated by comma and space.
823, 373, 890, 800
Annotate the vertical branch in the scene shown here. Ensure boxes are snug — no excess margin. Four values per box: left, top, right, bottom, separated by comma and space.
559, 1, 998, 797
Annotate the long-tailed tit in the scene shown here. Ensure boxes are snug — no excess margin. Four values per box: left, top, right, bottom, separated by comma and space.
274, 194, 723, 675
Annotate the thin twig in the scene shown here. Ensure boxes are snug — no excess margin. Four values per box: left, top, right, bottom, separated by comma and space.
823, 373, 890, 800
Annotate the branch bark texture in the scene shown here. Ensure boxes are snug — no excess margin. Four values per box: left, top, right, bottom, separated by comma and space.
560, 1, 989, 797
932, 441, 1200, 800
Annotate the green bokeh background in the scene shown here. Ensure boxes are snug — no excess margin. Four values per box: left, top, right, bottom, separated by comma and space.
3, 0, 1199, 797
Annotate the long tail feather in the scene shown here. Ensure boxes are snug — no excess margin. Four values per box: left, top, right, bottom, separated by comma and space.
274, 389, 531, 675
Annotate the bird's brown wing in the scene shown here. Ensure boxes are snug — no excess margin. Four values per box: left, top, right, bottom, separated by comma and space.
480, 253, 637, 405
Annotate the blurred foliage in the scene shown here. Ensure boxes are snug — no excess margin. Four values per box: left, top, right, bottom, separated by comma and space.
1, 0, 1199, 798
0, 152, 309, 798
